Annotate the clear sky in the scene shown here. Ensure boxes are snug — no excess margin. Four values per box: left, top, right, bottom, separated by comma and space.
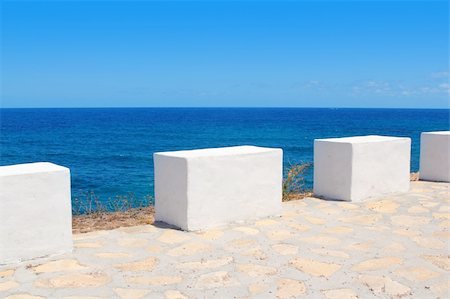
1, 1, 449, 108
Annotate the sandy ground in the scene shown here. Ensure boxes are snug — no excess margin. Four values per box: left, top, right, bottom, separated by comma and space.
1, 180, 448, 299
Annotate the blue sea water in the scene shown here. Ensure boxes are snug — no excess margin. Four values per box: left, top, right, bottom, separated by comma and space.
1, 108, 449, 209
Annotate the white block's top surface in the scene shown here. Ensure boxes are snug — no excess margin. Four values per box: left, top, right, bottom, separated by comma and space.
315, 135, 410, 144
421, 131, 450, 136
0, 162, 68, 177
155, 145, 281, 158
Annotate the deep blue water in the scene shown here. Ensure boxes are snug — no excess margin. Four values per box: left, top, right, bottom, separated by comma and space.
1, 108, 449, 208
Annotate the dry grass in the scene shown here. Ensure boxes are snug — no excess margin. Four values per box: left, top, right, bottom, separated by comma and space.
72, 206, 154, 234
410, 172, 419, 181
282, 162, 312, 201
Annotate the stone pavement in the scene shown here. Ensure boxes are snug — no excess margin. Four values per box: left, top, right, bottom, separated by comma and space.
1, 181, 449, 299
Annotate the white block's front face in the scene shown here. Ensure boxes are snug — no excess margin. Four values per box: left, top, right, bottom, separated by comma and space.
420, 131, 450, 182
313, 141, 353, 200
154, 146, 282, 231
351, 138, 411, 201
314, 136, 411, 202
0, 163, 73, 265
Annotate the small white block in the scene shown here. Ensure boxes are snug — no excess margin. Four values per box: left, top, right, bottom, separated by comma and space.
154, 145, 282, 231
313, 135, 411, 201
0, 162, 73, 265
419, 131, 450, 182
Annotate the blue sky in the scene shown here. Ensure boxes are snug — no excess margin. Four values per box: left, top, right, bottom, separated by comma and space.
1, 1, 449, 108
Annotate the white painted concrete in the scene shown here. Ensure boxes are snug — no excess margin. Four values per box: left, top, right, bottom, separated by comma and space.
154, 145, 283, 231
0, 162, 73, 265
419, 131, 450, 182
314, 135, 411, 202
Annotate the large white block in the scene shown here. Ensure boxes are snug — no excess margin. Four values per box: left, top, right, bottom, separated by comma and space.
154, 146, 283, 231
314, 135, 411, 202
0, 162, 73, 265
419, 131, 450, 182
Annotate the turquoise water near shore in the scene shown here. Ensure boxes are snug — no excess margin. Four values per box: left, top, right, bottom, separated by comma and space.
1, 108, 448, 208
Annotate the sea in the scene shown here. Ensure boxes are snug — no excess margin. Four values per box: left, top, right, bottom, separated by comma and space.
1, 108, 449, 210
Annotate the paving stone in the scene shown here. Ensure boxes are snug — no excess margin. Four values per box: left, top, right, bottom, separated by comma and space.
422, 255, 450, 271
412, 236, 445, 249
113, 288, 151, 299
324, 226, 353, 234
276, 278, 306, 298
272, 244, 299, 255
391, 215, 430, 227
0, 269, 14, 278
165, 290, 188, 299
237, 264, 277, 277
266, 229, 295, 241
365, 199, 399, 213
117, 238, 148, 248
32, 259, 87, 273
194, 271, 237, 289
248, 282, 268, 295
310, 248, 350, 259
158, 230, 190, 244
34, 272, 110, 288
359, 274, 411, 297
95, 252, 131, 259
167, 242, 212, 256
289, 258, 341, 277
395, 267, 440, 281
322, 288, 358, 299
176, 257, 233, 270
300, 235, 340, 246
126, 275, 182, 286
0, 280, 19, 291
352, 257, 402, 271
233, 226, 260, 235
74, 242, 103, 248
114, 257, 158, 271
4, 295, 45, 299
195, 229, 224, 240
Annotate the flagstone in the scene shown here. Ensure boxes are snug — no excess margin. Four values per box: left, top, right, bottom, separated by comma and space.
4, 295, 45, 299
359, 275, 411, 297
248, 282, 268, 294
272, 244, 299, 255
165, 290, 188, 299
412, 236, 445, 250
408, 205, 429, 213
117, 238, 148, 248
299, 235, 340, 246
95, 252, 131, 259
422, 255, 450, 271
158, 230, 191, 244
194, 271, 237, 289
0, 269, 14, 278
322, 288, 358, 299
233, 227, 260, 235
289, 258, 341, 277
113, 288, 151, 299
34, 272, 110, 288
74, 242, 103, 249
365, 199, 399, 213
352, 257, 402, 271
114, 257, 158, 271
310, 248, 350, 259
0, 280, 19, 291
324, 226, 353, 234
237, 264, 277, 277
167, 242, 212, 256
126, 275, 182, 286
276, 278, 306, 298
176, 257, 233, 270
395, 267, 440, 281
391, 215, 430, 227
32, 259, 87, 273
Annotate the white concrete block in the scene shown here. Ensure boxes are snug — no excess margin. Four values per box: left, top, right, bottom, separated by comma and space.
314, 135, 411, 202
0, 162, 73, 265
419, 131, 450, 182
154, 146, 283, 231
